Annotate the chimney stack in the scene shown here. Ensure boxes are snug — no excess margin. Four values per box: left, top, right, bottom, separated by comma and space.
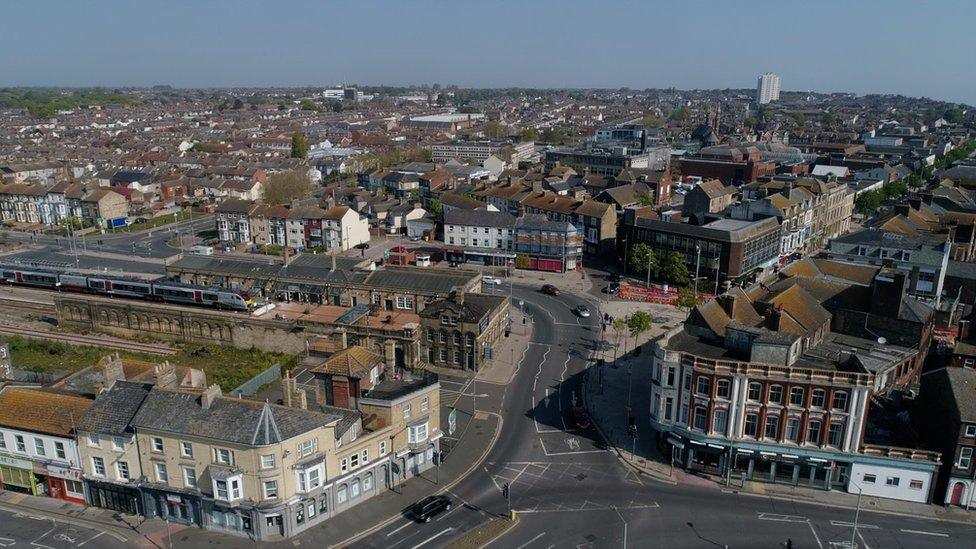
99, 353, 125, 388
154, 361, 178, 388
201, 384, 221, 410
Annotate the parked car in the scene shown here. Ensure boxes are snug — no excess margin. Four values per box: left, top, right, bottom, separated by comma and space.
570, 406, 592, 430
411, 495, 452, 523
607, 282, 620, 294
541, 284, 560, 296
482, 276, 503, 285
575, 305, 591, 318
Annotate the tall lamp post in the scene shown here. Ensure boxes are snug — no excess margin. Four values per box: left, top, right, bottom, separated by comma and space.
693, 243, 701, 296
850, 479, 863, 549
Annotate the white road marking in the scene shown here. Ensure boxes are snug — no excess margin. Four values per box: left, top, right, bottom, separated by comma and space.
77, 531, 105, 547
900, 529, 948, 537
830, 521, 879, 529
857, 529, 871, 549
410, 527, 454, 549
386, 521, 413, 537
516, 532, 547, 549
807, 521, 824, 549
539, 438, 607, 456
514, 503, 658, 514
30, 523, 57, 549
0, 536, 15, 548
757, 513, 809, 522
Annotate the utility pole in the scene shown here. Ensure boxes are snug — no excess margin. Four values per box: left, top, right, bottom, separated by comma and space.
693, 243, 701, 296
851, 481, 863, 549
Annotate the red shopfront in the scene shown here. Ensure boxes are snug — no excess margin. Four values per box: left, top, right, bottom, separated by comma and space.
35, 463, 86, 504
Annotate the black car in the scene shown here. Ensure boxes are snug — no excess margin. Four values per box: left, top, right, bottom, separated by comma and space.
412, 495, 452, 522
607, 273, 622, 283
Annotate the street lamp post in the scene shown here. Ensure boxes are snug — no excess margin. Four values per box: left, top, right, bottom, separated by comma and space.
693, 243, 701, 296
850, 479, 863, 549
610, 505, 628, 549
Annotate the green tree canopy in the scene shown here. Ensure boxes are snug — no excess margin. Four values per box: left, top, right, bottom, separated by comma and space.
262, 170, 314, 205
674, 286, 703, 310
299, 99, 319, 112
290, 132, 309, 159
626, 310, 653, 339
855, 190, 884, 215
661, 251, 690, 286
628, 243, 660, 283
790, 112, 806, 126
519, 127, 540, 141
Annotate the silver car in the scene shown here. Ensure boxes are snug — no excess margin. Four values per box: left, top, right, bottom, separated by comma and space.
575, 305, 591, 318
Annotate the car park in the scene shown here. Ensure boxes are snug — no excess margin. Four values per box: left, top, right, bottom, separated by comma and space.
411, 495, 452, 523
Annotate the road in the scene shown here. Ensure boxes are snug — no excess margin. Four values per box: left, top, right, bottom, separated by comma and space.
358, 283, 976, 548
0, 508, 123, 549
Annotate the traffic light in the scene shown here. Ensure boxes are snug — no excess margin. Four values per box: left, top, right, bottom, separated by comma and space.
502, 483, 509, 498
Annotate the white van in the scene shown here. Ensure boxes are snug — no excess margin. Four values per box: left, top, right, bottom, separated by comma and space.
189, 245, 214, 255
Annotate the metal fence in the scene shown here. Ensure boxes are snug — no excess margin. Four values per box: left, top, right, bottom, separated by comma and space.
230, 362, 282, 397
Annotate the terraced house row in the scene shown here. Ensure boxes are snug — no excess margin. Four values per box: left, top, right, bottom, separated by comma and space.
0, 347, 440, 541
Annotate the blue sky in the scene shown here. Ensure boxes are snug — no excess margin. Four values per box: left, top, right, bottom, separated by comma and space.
2, 0, 974, 105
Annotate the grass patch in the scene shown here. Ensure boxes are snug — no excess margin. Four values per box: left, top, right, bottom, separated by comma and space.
0, 336, 296, 392
115, 211, 203, 233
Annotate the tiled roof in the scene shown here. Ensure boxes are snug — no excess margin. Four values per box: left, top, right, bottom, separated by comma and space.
77, 381, 152, 436
131, 387, 339, 446
310, 346, 382, 378
0, 387, 93, 437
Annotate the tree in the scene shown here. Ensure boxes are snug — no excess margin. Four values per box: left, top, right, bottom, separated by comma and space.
262, 170, 314, 205
299, 99, 319, 112
822, 112, 838, 129
330, 101, 343, 113
855, 190, 884, 215
290, 132, 309, 159
483, 121, 508, 138
884, 179, 908, 200
790, 113, 806, 126
628, 243, 659, 284
943, 107, 965, 124
232, 98, 244, 110
519, 127, 540, 141
674, 286, 703, 310
743, 117, 757, 130
669, 106, 690, 122
661, 251, 690, 286
641, 114, 664, 127
429, 199, 443, 216
626, 311, 652, 340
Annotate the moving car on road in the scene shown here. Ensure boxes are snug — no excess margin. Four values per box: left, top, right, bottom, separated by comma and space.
411, 495, 452, 523
575, 305, 591, 317
570, 406, 592, 429
541, 284, 560, 296
482, 275, 503, 285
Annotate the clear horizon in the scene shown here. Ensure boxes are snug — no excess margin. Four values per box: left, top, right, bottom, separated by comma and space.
2, 0, 974, 106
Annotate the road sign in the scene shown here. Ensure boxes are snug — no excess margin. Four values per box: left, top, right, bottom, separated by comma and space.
448, 408, 457, 435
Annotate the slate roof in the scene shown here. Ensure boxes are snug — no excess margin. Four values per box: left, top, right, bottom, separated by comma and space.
444, 208, 515, 229
419, 292, 507, 323
932, 367, 976, 423
131, 387, 340, 446
77, 381, 152, 436
0, 387, 93, 437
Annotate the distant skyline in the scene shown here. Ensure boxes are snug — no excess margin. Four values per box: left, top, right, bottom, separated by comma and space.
2, 1, 974, 105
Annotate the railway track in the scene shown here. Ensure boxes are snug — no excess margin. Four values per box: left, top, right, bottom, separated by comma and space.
0, 324, 177, 356
0, 295, 56, 314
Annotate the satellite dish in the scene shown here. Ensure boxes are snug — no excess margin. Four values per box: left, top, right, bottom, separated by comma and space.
877, 337, 887, 345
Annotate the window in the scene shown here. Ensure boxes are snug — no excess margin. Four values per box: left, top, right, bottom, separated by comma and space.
88, 433, 100, 447
439, 349, 447, 362
337, 485, 348, 504
828, 423, 844, 447
180, 441, 193, 457
117, 461, 130, 481
154, 462, 168, 483
184, 467, 197, 488
92, 457, 106, 476
364, 473, 373, 491
379, 441, 387, 455
886, 477, 900, 487
215, 480, 228, 499
789, 387, 805, 406
695, 376, 710, 396
744, 414, 759, 437
403, 403, 412, 419
263, 480, 278, 499
151, 437, 164, 453
684, 372, 692, 391
0, 433, 5, 450
350, 480, 361, 499
785, 418, 800, 442
832, 391, 848, 411
807, 420, 822, 445
421, 397, 429, 413
811, 389, 826, 408
716, 379, 731, 399
350, 453, 360, 469
214, 448, 234, 465
299, 438, 317, 458
308, 502, 316, 519
965, 425, 976, 438
664, 397, 674, 421
113, 436, 125, 450
862, 473, 876, 484
764, 416, 780, 439
712, 409, 728, 434
65, 480, 84, 495
768, 385, 783, 404
340, 458, 348, 473
260, 454, 276, 469
305, 467, 322, 490
409, 422, 429, 443
33, 438, 45, 456
216, 478, 242, 500
15, 435, 25, 452
909, 480, 923, 490
395, 295, 413, 310
362, 448, 369, 464
693, 407, 707, 431
959, 447, 974, 469
453, 350, 461, 364
667, 367, 676, 386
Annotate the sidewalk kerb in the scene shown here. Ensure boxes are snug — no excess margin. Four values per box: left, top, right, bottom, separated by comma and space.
330, 412, 504, 548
